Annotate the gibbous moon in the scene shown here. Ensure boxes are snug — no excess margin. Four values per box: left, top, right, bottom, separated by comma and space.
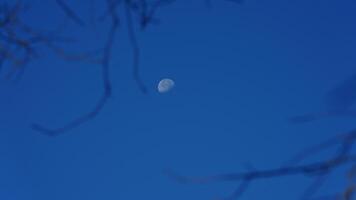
158, 78, 175, 93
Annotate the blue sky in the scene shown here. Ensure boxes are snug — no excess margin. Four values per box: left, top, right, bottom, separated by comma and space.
0, 0, 356, 199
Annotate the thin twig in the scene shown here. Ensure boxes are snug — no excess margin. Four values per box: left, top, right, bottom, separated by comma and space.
125, 0, 147, 93
55, 0, 85, 26
168, 155, 356, 184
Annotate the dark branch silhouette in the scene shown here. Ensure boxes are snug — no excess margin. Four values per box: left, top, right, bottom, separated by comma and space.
168, 156, 355, 183
1, 0, 243, 135
1, 0, 174, 135
31, 0, 119, 136
2, 1, 353, 199
125, 0, 147, 93
167, 128, 356, 199
55, 0, 86, 26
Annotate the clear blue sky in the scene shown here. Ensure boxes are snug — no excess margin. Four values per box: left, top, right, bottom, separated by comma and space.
1, 0, 356, 199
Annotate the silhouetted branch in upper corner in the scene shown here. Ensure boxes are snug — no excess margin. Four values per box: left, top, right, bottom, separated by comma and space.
0, 1, 34, 80
0, 1, 89, 80
167, 129, 356, 199
31, 0, 119, 136
1, 0, 242, 135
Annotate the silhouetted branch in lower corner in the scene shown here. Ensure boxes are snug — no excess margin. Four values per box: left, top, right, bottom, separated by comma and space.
167, 129, 356, 200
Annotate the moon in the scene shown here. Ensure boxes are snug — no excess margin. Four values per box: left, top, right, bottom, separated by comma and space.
158, 78, 175, 93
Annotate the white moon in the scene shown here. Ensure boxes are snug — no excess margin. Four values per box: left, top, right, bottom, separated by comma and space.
158, 78, 175, 93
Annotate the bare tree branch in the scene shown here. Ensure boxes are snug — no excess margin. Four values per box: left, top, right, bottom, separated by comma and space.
125, 0, 147, 93
167, 129, 356, 199
168, 156, 356, 183
55, 0, 86, 26
1, 1, 242, 135
31, 0, 119, 136
284, 130, 356, 166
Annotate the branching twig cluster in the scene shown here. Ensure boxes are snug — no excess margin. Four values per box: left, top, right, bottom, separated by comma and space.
0, 1, 103, 78
31, 0, 178, 135
0, 0, 242, 136
0, 0, 181, 135
0, 1, 40, 80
